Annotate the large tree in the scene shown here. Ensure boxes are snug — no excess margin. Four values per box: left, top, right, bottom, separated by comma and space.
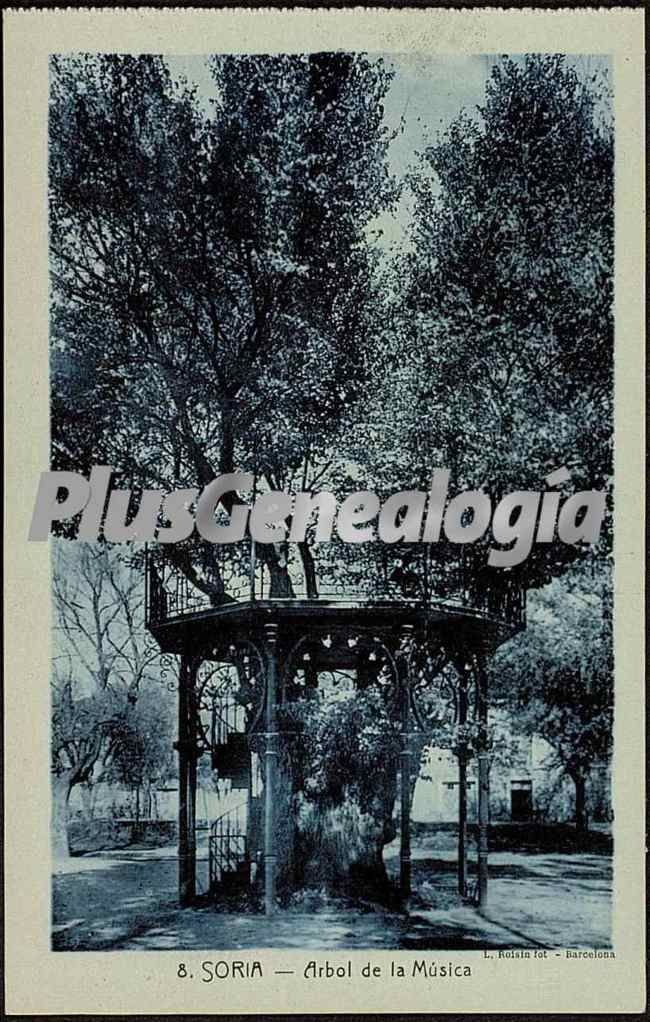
331, 55, 615, 869
51, 542, 163, 856
49, 53, 615, 897
356, 54, 614, 590
49, 52, 397, 597
50, 51, 405, 892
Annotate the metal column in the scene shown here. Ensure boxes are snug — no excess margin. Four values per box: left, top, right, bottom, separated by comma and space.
177, 655, 197, 906
457, 667, 469, 897
476, 655, 489, 909
263, 623, 279, 915
399, 624, 414, 898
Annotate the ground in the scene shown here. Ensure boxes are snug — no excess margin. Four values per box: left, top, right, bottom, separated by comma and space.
52, 832, 611, 951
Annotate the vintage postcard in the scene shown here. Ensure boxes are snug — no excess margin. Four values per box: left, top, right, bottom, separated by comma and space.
4, 5, 645, 1016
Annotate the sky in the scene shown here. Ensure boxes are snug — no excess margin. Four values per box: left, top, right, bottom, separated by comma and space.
164, 53, 495, 250
166, 51, 494, 165
164, 52, 610, 251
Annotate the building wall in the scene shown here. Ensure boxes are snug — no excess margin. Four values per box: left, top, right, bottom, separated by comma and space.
68, 780, 241, 825
411, 734, 611, 825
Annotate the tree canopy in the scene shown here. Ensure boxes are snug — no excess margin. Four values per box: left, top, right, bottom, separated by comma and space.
353, 54, 614, 590
50, 53, 395, 487
50, 51, 401, 595
50, 53, 613, 598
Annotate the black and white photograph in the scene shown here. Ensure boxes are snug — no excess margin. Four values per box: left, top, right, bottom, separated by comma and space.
48, 47, 615, 952
3, 5, 645, 1017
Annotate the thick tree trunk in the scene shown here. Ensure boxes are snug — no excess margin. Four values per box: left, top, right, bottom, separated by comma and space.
165, 543, 233, 606
573, 772, 588, 832
293, 795, 395, 898
80, 781, 95, 821
250, 654, 400, 906
275, 744, 398, 903
258, 543, 294, 597
249, 752, 398, 905
297, 541, 319, 599
52, 772, 74, 860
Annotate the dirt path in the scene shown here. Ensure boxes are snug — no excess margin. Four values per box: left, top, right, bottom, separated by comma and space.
52, 841, 611, 952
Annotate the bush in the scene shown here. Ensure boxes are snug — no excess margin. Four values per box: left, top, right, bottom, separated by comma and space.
67, 819, 177, 854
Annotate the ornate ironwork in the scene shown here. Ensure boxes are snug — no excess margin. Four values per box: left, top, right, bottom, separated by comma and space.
208, 801, 249, 893
145, 542, 526, 633
193, 641, 266, 756
280, 628, 401, 713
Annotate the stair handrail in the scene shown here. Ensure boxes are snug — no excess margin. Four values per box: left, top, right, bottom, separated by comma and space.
209, 799, 248, 837
209, 799, 250, 890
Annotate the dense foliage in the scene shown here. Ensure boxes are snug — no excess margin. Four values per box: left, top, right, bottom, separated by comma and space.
349, 55, 613, 590
491, 557, 613, 827
49, 53, 615, 867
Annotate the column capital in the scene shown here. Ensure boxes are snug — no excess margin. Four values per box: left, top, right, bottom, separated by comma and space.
264, 621, 279, 648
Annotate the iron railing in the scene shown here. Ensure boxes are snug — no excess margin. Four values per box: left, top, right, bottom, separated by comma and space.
210, 693, 247, 748
145, 542, 526, 632
208, 801, 249, 892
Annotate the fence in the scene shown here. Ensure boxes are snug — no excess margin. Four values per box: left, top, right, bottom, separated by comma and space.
145, 542, 525, 632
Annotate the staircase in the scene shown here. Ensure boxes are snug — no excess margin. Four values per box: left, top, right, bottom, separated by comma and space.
211, 733, 250, 790
208, 801, 250, 896
207, 689, 254, 897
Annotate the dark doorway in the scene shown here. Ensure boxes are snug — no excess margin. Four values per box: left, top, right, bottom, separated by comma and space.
510, 779, 533, 822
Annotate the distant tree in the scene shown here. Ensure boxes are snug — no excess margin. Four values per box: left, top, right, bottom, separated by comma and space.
490, 558, 613, 830
107, 687, 176, 823
51, 543, 163, 855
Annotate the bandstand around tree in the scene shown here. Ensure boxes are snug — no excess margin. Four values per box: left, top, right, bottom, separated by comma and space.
144, 541, 525, 915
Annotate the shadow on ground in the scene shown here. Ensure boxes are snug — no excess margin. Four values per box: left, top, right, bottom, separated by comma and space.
52, 839, 612, 952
